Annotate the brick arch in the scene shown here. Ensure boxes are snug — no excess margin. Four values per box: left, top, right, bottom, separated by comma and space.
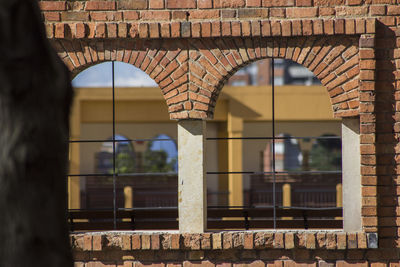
168, 36, 360, 120
51, 39, 189, 104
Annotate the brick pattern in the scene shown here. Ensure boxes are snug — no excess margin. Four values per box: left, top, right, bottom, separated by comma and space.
359, 34, 378, 235
71, 232, 376, 251
41, 0, 400, 254
69, 232, 400, 266
52, 39, 189, 114
175, 35, 360, 120
38, 1, 400, 25
44, 18, 377, 40
52, 34, 360, 120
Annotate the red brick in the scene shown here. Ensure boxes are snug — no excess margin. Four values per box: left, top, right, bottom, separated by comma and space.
198, 0, 213, 8
335, 19, 344, 34
139, 23, 149, 38
214, 0, 246, 8
232, 21, 241, 36
221, 22, 231, 36
39, 1, 67, 11
167, 0, 196, 8
270, 8, 286, 17
285, 233, 295, 249
271, 21, 281, 36
189, 10, 219, 19
388, 5, 400, 15
347, 0, 363, 4
262, 0, 295, 7
85, 1, 116, 11
141, 11, 170, 20
61, 12, 89, 21
139, 235, 151, 250
302, 20, 312, 35
118, 0, 147, 10
149, 0, 165, 9
281, 20, 291, 36
212, 21, 221, 37
251, 21, 261, 36
161, 23, 171, 37
320, 7, 335, 16
44, 12, 61, 21
172, 11, 188, 20
370, 5, 385, 15
286, 7, 318, 18
90, 12, 108, 21
221, 10, 236, 18
313, 20, 324, 35
149, 23, 160, 38
247, 0, 262, 7
192, 22, 201, 38
261, 20, 271, 36
123, 11, 139, 20
171, 22, 180, 37
201, 22, 211, 37
242, 21, 251, 36
324, 19, 334, 35
296, 0, 312, 6
118, 22, 128, 37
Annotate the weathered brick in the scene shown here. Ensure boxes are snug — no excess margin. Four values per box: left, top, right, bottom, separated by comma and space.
40, 1, 67, 11
85, 1, 116, 11
118, 0, 148, 10
149, 0, 165, 9
167, 0, 196, 8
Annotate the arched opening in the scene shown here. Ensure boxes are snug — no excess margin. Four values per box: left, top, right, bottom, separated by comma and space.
68, 61, 179, 222
206, 57, 345, 229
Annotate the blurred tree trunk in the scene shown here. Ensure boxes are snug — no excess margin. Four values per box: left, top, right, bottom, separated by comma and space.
0, 0, 73, 266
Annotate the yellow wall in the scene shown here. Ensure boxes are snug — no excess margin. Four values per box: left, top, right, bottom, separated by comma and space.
69, 85, 340, 208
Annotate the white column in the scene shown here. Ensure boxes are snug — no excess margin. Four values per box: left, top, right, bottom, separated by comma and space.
178, 120, 207, 233
342, 118, 362, 231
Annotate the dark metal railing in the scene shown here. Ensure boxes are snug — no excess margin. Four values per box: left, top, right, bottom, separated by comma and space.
67, 58, 343, 231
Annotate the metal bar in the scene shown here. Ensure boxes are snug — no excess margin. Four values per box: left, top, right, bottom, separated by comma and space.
271, 57, 277, 229
112, 61, 117, 230
67, 170, 341, 177
68, 138, 176, 143
67, 172, 179, 177
68, 173, 114, 177
206, 136, 341, 140
67, 206, 342, 211
206, 170, 341, 175
117, 172, 178, 176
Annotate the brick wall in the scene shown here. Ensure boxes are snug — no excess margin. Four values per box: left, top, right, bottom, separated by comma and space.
39, 0, 400, 265
71, 232, 398, 266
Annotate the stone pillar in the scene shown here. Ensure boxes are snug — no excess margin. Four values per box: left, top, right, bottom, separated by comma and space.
342, 118, 362, 232
178, 120, 207, 233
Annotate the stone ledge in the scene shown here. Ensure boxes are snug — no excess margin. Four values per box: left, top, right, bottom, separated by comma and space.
70, 231, 378, 252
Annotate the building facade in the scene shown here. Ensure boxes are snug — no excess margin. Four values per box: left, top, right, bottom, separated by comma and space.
39, 0, 400, 265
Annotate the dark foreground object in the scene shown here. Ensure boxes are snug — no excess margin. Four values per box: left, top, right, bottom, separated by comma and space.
0, 0, 73, 266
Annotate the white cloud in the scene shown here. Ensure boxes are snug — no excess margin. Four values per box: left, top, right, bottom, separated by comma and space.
72, 62, 158, 88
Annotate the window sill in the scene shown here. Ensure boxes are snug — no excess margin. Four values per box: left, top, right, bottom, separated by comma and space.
70, 230, 378, 251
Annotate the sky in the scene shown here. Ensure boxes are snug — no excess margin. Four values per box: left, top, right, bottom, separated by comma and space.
72, 61, 158, 88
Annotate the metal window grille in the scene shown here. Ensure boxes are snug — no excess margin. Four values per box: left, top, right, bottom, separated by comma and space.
67, 58, 342, 231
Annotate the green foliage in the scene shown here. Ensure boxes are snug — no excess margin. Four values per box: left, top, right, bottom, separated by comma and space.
309, 137, 341, 171
115, 152, 135, 174
143, 142, 176, 173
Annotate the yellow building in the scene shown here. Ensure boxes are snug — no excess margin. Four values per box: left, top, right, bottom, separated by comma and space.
68, 84, 341, 210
